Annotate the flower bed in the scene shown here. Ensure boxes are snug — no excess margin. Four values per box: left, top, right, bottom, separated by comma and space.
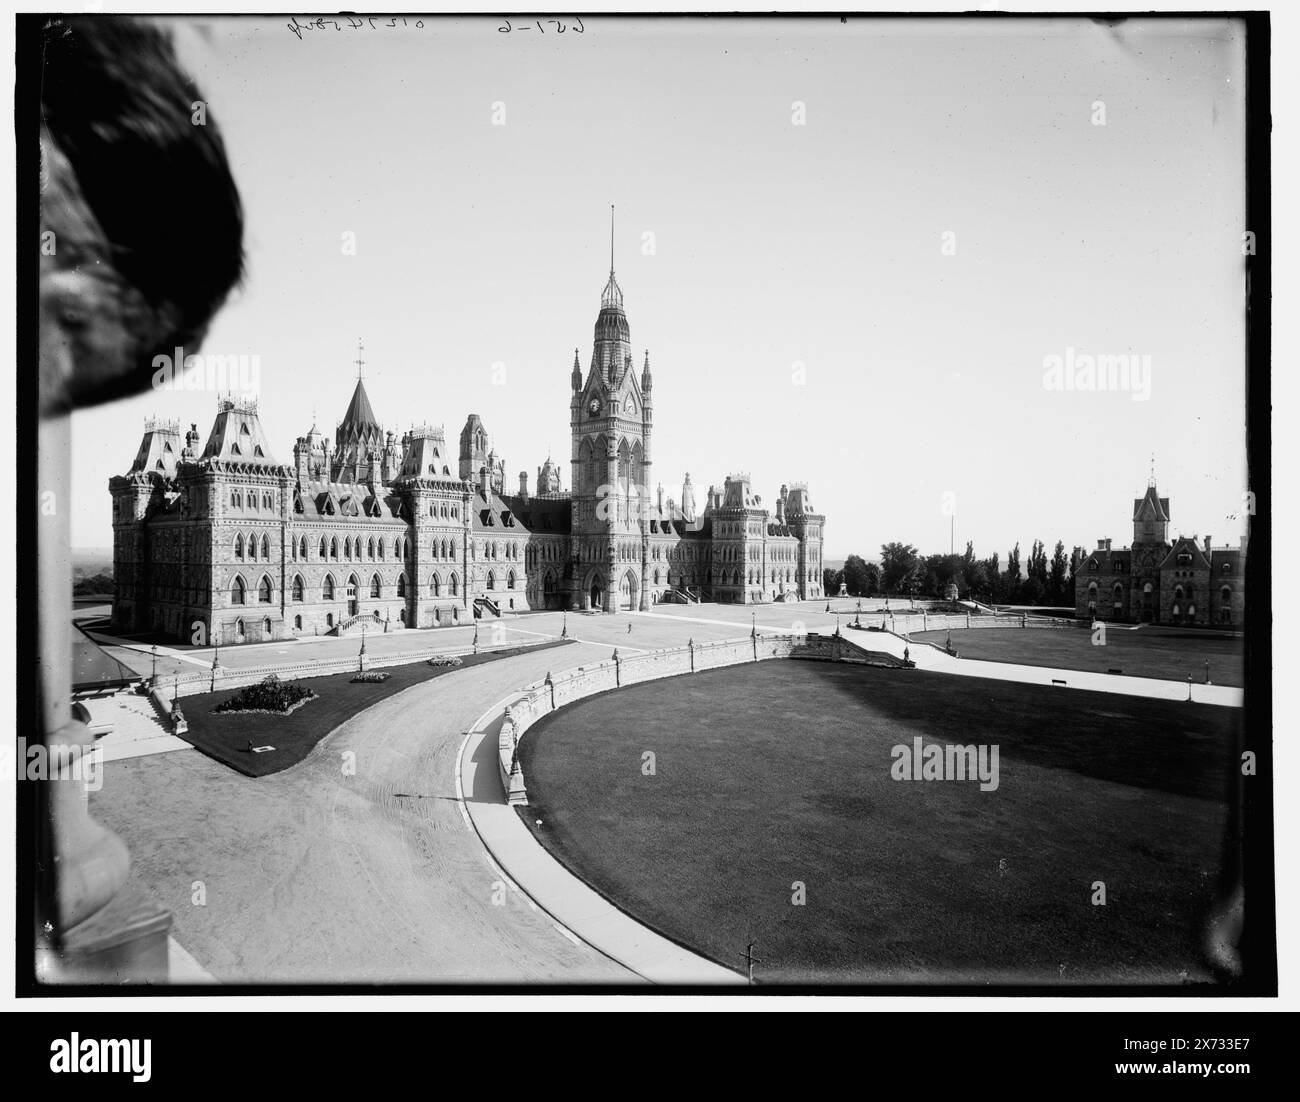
351, 671, 391, 683
213, 674, 317, 715
427, 655, 463, 668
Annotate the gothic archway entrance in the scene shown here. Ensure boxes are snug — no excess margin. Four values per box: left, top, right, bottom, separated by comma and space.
543, 571, 557, 610
590, 580, 603, 611
347, 575, 358, 617
620, 569, 639, 611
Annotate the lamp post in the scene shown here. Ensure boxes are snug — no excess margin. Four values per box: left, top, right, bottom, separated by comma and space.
210, 641, 219, 693
1204, 658, 1211, 685
561, 610, 568, 640
150, 644, 158, 685
751, 610, 757, 638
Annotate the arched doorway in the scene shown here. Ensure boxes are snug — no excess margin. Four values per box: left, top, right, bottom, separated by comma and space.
346, 574, 358, 617
590, 580, 603, 611
620, 568, 639, 611
543, 571, 557, 610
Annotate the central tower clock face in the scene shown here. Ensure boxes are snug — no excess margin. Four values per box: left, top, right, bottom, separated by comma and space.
588, 398, 601, 416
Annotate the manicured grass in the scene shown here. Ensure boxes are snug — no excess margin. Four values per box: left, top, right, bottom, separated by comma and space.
517, 660, 1242, 985
911, 625, 1245, 687
180, 640, 573, 778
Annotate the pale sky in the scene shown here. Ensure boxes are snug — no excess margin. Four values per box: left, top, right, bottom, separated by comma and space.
68, 15, 1249, 561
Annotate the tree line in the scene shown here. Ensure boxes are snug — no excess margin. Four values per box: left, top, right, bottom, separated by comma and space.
822, 540, 1082, 607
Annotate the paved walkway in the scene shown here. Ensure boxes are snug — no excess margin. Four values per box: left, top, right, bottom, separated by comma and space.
634, 609, 1243, 707
91, 643, 636, 983
458, 701, 744, 985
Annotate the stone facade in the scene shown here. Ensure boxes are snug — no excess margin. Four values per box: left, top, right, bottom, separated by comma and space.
110, 252, 826, 643
1073, 483, 1246, 627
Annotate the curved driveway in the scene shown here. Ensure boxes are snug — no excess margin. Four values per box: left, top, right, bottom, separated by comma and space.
91, 641, 635, 983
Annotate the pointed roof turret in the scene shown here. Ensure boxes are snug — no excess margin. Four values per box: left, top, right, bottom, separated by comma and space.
339, 377, 381, 440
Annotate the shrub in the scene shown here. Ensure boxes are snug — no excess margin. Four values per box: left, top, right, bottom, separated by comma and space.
214, 674, 316, 715
427, 654, 463, 668
351, 671, 390, 683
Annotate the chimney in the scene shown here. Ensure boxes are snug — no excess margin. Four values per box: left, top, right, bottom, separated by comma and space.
1104, 538, 1112, 551
479, 465, 490, 497
518, 471, 529, 501
1204, 535, 1212, 553
1097, 539, 1106, 550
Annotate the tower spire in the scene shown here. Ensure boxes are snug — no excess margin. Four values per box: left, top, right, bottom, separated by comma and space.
1149, 453, 1156, 488
610, 203, 615, 276
355, 339, 365, 381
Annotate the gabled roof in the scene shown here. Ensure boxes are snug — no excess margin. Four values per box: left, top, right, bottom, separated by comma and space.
1158, 537, 1211, 571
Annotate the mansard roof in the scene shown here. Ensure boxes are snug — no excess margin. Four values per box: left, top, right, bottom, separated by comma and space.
295, 479, 405, 523
202, 399, 279, 465
506, 495, 572, 535
128, 420, 183, 476
470, 487, 530, 534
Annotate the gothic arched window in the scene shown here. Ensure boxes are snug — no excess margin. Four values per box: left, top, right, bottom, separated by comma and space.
258, 575, 272, 603
430, 574, 441, 597
231, 576, 246, 605
397, 574, 406, 597
261, 534, 270, 560
323, 575, 335, 600
234, 534, 244, 559
370, 574, 381, 598
292, 575, 305, 602
449, 572, 459, 596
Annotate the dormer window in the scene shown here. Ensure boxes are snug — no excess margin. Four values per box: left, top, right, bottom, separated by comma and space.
1222, 562, 1232, 574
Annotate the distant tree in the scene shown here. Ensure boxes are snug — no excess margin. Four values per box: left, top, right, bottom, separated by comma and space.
1018, 576, 1044, 606
823, 567, 843, 596
842, 554, 878, 597
1004, 542, 1022, 595
880, 543, 921, 594
73, 572, 115, 597
1048, 541, 1069, 605
1029, 540, 1049, 591
983, 552, 1001, 603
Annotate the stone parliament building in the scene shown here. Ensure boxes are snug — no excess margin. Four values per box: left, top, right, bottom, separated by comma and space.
109, 254, 826, 644
1074, 480, 1246, 627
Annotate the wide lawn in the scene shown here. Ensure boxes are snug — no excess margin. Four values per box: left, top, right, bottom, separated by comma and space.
179, 639, 573, 777
911, 624, 1246, 688
517, 660, 1242, 986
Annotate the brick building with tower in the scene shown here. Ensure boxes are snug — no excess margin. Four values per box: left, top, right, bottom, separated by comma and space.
1074, 480, 1246, 627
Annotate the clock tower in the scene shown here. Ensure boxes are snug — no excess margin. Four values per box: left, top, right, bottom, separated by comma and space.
569, 207, 653, 612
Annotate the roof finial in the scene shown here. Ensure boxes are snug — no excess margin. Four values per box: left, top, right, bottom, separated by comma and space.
610, 203, 615, 276
355, 339, 365, 381
1149, 453, 1156, 488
